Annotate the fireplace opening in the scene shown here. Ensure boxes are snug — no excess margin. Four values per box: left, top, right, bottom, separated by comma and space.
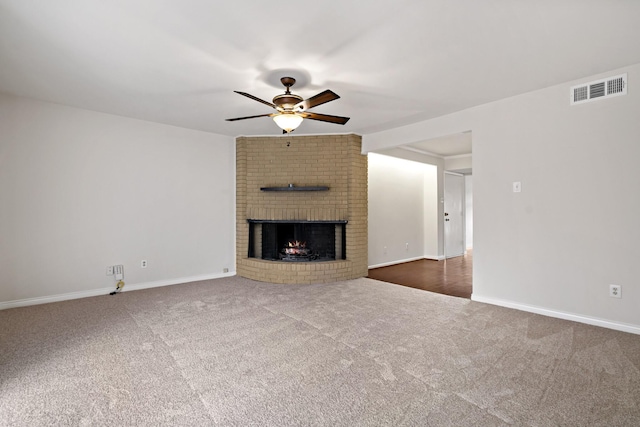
248, 220, 347, 262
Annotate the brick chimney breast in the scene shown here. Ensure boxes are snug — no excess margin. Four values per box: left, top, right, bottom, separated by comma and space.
236, 134, 368, 284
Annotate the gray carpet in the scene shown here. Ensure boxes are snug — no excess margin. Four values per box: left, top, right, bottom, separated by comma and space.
1, 276, 639, 426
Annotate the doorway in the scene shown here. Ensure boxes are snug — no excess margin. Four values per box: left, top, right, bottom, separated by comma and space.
366, 131, 473, 298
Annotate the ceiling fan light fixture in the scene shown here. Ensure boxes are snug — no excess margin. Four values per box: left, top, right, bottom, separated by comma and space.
273, 112, 303, 132
226, 76, 349, 132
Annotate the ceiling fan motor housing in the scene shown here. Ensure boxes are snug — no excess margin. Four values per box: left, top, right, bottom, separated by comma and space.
273, 93, 303, 110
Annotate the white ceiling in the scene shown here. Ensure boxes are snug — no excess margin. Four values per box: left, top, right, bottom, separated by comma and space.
403, 132, 473, 157
1, 1, 640, 138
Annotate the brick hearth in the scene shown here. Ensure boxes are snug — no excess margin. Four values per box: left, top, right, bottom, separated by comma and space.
236, 134, 368, 284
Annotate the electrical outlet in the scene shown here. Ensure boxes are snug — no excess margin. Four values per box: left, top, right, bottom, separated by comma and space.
513, 181, 522, 193
383, 246, 387, 254
406, 242, 409, 251
141, 260, 148, 268
106, 266, 114, 275
223, 268, 229, 273
609, 284, 622, 298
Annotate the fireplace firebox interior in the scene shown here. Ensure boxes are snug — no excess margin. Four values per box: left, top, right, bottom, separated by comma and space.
248, 220, 347, 262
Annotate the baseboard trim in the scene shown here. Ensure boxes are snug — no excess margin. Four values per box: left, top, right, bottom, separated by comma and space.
0, 271, 236, 311
369, 256, 425, 269
424, 255, 445, 261
471, 294, 640, 335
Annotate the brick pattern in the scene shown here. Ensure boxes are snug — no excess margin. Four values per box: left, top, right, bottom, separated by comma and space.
236, 134, 368, 284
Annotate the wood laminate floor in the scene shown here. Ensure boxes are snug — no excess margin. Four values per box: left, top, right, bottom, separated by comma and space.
367, 251, 473, 299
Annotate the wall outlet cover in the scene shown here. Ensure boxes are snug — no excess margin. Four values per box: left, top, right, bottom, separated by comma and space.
609, 284, 622, 298
513, 182, 522, 193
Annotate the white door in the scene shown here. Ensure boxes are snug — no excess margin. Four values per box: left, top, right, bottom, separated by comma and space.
444, 172, 465, 258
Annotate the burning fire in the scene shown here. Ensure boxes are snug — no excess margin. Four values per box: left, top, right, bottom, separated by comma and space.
284, 240, 309, 255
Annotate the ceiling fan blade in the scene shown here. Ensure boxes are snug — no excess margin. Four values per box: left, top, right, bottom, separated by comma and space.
300, 112, 350, 125
225, 113, 275, 122
294, 90, 340, 111
234, 91, 277, 109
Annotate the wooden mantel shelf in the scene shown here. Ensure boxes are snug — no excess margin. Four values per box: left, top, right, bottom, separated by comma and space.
260, 185, 329, 192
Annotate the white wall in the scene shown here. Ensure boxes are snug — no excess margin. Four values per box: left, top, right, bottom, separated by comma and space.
0, 93, 235, 306
368, 153, 438, 267
374, 147, 445, 258
364, 63, 640, 332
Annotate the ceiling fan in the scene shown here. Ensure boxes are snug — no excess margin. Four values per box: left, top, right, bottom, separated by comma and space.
226, 77, 350, 133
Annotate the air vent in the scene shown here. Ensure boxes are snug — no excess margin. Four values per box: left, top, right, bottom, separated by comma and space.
571, 73, 627, 105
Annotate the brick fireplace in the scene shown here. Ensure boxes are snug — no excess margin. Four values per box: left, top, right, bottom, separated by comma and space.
236, 134, 368, 284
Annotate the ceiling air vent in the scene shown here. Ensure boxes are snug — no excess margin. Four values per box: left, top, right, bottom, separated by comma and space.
571, 73, 627, 105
